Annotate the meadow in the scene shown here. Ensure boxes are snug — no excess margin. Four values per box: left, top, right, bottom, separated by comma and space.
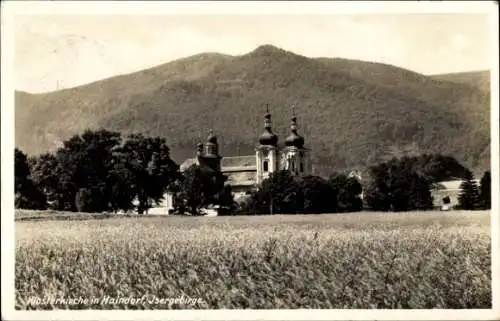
15, 210, 491, 309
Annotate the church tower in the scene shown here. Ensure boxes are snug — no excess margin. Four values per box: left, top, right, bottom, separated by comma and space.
281, 106, 311, 176
199, 129, 222, 172
256, 105, 279, 184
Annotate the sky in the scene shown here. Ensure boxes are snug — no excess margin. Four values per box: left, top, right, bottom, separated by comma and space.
12, 7, 494, 93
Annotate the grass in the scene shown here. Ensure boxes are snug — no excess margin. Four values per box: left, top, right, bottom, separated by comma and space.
15, 210, 491, 309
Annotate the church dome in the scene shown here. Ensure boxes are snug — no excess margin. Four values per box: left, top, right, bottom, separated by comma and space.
285, 131, 304, 148
285, 115, 304, 148
206, 130, 218, 145
259, 109, 278, 146
259, 129, 278, 146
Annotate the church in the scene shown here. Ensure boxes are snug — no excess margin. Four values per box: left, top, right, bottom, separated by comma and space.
181, 106, 312, 200
154, 107, 312, 214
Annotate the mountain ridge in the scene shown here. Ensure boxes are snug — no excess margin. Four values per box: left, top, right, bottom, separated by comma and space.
15, 44, 491, 176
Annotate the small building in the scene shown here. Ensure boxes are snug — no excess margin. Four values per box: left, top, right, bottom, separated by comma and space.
431, 179, 479, 210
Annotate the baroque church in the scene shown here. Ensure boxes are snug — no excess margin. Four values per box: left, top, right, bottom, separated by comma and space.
156, 107, 312, 213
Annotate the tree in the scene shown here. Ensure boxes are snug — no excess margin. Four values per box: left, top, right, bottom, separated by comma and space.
416, 154, 469, 183
328, 172, 363, 212
217, 185, 236, 215
75, 188, 93, 212
118, 134, 179, 214
243, 171, 363, 215
15, 148, 31, 193
364, 163, 392, 211
299, 175, 334, 214
257, 170, 302, 214
175, 165, 230, 215
479, 170, 491, 210
42, 129, 124, 212
457, 170, 480, 210
236, 191, 263, 215
29, 129, 138, 212
364, 157, 433, 212
30, 152, 68, 210
107, 155, 137, 213
15, 148, 46, 210
406, 171, 434, 210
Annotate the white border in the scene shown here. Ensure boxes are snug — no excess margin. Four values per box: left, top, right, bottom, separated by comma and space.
2, 1, 498, 15
2, 1, 499, 320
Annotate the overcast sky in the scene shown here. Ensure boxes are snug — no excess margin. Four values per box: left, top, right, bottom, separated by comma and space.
13, 9, 493, 93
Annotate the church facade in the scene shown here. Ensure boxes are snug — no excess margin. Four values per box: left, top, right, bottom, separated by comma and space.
176, 107, 312, 204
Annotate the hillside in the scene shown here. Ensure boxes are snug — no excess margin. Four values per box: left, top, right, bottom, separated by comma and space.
15, 45, 491, 176
430, 70, 490, 93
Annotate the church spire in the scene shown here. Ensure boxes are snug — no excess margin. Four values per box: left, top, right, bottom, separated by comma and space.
196, 131, 204, 156
259, 104, 278, 146
264, 104, 271, 129
207, 129, 217, 144
285, 104, 304, 148
290, 105, 297, 131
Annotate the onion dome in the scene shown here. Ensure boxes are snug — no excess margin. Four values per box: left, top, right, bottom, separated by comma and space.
285, 107, 305, 148
204, 129, 219, 157
206, 129, 218, 145
259, 105, 278, 146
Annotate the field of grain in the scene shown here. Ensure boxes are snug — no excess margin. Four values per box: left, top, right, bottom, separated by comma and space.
15, 210, 491, 309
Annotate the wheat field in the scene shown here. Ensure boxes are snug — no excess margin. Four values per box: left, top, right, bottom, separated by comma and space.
15, 210, 491, 309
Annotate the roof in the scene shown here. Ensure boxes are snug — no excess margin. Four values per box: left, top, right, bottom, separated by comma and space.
221, 155, 256, 168
222, 156, 257, 187
437, 179, 480, 191
180, 155, 257, 172
225, 171, 257, 187
179, 155, 257, 187
223, 165, 257, 172
180, 158, 197, 172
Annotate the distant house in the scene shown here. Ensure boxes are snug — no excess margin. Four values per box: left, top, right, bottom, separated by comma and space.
432, 180, 462, 210
431, 179, 479, 210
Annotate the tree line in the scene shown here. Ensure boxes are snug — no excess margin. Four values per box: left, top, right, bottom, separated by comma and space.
230, 154, 491, 215
15, 129, 491, 215
364, 155, 491, 211
15, 129, 180, 214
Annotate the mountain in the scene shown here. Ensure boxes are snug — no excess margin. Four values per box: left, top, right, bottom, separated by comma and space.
430, 70, 490, 93
15, 44, 491, 176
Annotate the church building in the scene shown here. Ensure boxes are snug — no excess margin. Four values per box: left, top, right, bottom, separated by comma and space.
155, 106, 312, 214
182, 106, 311, 199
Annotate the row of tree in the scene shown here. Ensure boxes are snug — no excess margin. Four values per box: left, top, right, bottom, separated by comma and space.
236, 170, 362, 215
15, 129, 491, 215
15, 130, 180, 214
227, 154, 491, 215
363, 155, 491, 211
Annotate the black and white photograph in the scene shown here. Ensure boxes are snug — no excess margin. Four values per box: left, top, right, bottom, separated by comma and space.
1, 1, 499, 320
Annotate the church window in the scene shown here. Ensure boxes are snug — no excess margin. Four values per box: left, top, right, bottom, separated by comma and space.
300, 162, 304, 173
263, 160, 269, 172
